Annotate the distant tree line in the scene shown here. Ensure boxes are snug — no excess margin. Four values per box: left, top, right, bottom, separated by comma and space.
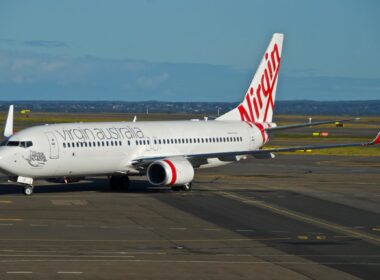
0, 100, 379, 116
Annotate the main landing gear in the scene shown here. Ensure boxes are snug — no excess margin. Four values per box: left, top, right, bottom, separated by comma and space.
109, 175, 130, 191
172, 182, 192, 192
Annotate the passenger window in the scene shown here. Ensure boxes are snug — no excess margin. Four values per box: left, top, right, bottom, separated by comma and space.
63, 143, 66, 148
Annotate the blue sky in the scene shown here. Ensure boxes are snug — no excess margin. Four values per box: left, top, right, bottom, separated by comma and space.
0, 0, 379, 101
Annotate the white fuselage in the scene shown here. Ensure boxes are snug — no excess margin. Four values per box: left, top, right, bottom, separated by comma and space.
0, 120, 266, 178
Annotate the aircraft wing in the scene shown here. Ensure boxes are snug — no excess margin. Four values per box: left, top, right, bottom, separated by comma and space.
266, 118, 359, 132
131, 130, 380, 168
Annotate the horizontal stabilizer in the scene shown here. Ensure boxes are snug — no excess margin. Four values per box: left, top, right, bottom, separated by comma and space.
266, 118, 360, 132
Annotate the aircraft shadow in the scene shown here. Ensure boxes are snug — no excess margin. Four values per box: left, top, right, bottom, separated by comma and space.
0, 178, 172, 195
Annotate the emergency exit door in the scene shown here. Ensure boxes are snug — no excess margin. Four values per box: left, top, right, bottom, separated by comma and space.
45, 132, 59, 159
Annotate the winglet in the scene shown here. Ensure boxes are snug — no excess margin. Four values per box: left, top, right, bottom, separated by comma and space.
3, 105, 14, 138
369, 131, 380, 145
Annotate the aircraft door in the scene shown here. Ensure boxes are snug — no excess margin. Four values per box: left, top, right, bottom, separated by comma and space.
145, 137, 151, 151
152, 136, 158, 151
45, 132, 59, 159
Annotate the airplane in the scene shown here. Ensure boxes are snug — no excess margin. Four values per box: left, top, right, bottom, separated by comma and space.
0, 33, 379, 195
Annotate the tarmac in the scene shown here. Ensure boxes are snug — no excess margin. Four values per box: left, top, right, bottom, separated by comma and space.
0, 154, 379, 279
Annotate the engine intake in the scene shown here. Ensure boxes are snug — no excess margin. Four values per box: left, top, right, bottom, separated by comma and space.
147, 158, 194, 186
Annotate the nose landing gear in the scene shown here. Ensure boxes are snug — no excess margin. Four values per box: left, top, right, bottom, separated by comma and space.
14, 176, 34, 196
23, 185, 34, 196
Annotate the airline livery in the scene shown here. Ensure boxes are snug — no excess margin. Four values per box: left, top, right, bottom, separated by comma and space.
0, 33, 379, 195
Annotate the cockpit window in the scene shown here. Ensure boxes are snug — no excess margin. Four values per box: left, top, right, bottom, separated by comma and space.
5, 141, 33, 148
6, 141, 20, 146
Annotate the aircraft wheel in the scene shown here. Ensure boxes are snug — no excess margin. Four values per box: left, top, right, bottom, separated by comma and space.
182, 182, 192, 191
23, 186, 34, 196
109, 176, 121, 190
121, 176, 130, 191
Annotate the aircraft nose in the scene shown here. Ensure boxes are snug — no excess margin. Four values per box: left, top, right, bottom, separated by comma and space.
0, 147, 12, 172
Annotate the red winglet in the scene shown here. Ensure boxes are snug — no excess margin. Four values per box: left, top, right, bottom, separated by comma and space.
369, 131, 380, 145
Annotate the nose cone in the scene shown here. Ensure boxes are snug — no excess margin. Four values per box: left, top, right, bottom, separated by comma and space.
0, 147, 13, 175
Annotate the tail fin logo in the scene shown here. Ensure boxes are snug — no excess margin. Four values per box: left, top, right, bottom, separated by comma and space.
237, 43, 281, 123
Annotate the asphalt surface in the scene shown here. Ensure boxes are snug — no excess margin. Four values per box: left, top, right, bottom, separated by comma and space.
0, 155, 379, 279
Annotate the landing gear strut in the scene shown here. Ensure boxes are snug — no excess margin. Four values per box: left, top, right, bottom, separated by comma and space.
23, 185, 34, 196
172, 182, 192, 192
109, 176, 130, 191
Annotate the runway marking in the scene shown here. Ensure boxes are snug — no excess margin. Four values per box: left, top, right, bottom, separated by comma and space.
297, 235, 309, 240
57, 271, 83, 274
169, 227, 187, 230
353, 226, 365, 229
0, 254, 135, 258
203, 228, 221, 231
219, 191, 380, 246
137, 226, 155, 230
0, 224, 13, 226
51, 199, 87, 206
316, 235, 327, 240
1, 259, 380, 265
0, 201, 12, 204
6, 271, 33, 274
66, 224, 86, 228
0, 218, 22, 221
99, 226, 120, 229
0, 237, 291, 243
236, 229, 254, 232
30, 224, 48, 227
0, 249, 166, 255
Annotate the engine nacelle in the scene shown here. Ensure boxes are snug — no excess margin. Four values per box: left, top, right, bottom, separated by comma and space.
147, 158, 194, 186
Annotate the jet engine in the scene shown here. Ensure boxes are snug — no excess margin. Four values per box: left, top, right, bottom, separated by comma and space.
147, 158, 194, 186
